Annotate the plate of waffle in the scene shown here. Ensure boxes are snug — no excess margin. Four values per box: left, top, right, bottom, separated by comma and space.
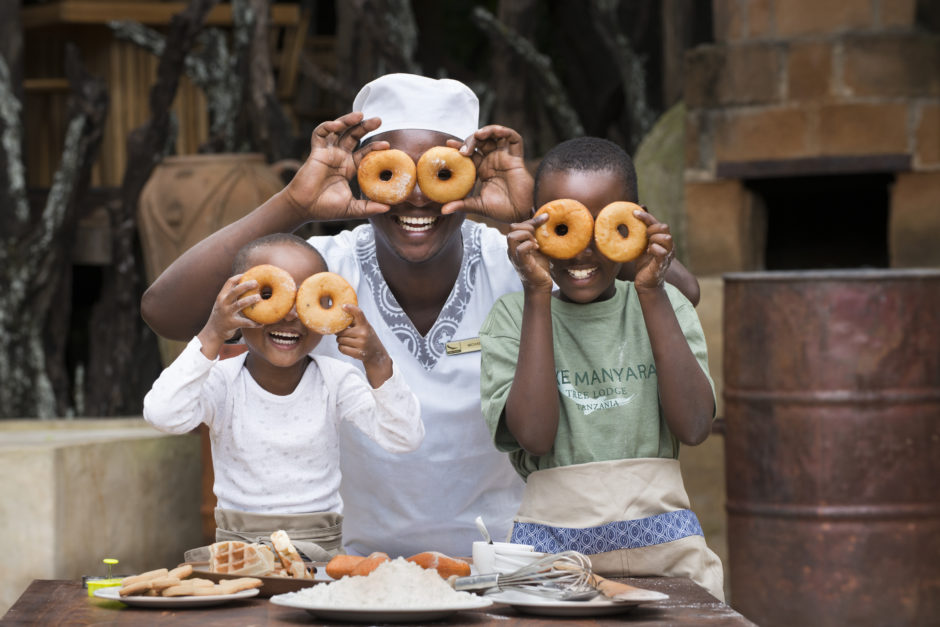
190, 564, 330, 597
188, 534, 332, 597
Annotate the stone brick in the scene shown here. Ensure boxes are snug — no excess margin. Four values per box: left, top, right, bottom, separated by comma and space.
712, 0, 745, 43
714, 106, 814, 163
842, 33, 940, 98
915, 102, 940, 167
774, 0, 874, 37
719, 43, 783, 105
787, 41, 832, 101
819, 102, 909, 155
685, 180, 766, 275
879, 0, 916, 29
745, 0, 774, 41
684, 45, 725, 109
890, 172, 940, 267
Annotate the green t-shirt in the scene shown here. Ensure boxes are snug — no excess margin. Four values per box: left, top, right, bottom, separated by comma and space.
480, 280, 714, 480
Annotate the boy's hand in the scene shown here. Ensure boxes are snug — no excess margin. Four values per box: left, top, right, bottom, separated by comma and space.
507, 213, 553, 293
283, 111, 391, 222
631, 208, 676, 293
442, 125, 533, 223
335, 305, 393, 387
197, 274, 261, 358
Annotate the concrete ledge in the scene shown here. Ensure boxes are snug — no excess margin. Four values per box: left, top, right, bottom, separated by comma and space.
0, 419, 201, 616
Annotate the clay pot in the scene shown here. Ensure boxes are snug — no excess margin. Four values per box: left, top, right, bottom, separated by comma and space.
138, 153, 299, 366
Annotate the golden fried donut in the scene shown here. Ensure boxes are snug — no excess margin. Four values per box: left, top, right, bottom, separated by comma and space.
533, 199, 594, 259
238, 264, 297, 324
416, 146, 476, 203
357, 149, 417, 205
296, 272, 358, 334
594, 201, 648, 262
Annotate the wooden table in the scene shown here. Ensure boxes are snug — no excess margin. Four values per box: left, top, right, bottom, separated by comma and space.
3, 578, 755, 625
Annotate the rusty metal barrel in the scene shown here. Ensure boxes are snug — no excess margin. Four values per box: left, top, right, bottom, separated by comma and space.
723, 270, 940, 627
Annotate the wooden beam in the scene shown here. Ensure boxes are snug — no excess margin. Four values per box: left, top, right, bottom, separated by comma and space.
716, 154, 912, 180
22, 1, 300, 29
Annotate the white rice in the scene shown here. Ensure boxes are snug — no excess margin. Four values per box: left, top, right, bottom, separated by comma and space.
283, 557, 477, 608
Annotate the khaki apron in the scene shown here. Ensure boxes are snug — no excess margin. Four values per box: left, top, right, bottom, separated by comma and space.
509, 458, 725, 601
184, 509, 344, 564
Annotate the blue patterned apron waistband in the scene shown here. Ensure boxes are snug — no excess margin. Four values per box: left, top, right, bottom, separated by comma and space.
510, 509, 704, 554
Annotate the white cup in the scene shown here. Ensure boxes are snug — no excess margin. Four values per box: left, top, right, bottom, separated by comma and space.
472, 541, 535, 574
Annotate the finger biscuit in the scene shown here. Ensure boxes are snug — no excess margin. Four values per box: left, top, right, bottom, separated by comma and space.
120, 568, 168, 587
169, 564, 193, 579
149, 576, 182, 592
218, 577, 263, 594
118, 580, 154, 597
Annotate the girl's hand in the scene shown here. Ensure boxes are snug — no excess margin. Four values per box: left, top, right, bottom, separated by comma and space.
197, 274, 261, 357
507, 212, 553, 293
283, 111, 392, 222
631, 208, 675, 293
441, 125, 533, 223
335, 305, 393, 387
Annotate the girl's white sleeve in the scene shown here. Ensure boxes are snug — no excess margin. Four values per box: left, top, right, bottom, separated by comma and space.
143, 337, 218, 434
333, 363, 424, 453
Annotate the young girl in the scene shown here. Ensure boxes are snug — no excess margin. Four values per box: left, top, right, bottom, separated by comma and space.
143, 233, 424, 560
480, 137, 724, 600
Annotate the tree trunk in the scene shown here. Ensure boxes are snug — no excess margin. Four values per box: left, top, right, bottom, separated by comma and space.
490, 0, 538, 137
85, 0, 218, 416
0, 44, 108, 419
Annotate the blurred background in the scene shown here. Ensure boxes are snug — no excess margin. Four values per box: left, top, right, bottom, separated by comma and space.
1, 1, 938, 625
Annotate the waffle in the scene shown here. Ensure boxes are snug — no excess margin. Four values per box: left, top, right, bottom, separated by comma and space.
208, 540, 276, 576
271, 530, 314, 579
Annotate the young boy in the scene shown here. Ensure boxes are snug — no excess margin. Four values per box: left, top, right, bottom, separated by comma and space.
479, 137, 724, 600
143, 233, 424, 561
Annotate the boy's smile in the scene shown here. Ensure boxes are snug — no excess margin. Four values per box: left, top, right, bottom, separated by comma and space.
536, 169, 631, 304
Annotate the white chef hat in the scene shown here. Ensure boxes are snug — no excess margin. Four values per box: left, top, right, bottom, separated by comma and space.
353, 73, 479, 143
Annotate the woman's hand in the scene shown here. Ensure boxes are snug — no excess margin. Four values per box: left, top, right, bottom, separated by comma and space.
282, 112, 392, 222
441, 125, 533, 223
507, 212, 553, 294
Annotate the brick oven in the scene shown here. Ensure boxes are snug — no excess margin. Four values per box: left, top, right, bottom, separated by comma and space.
683, 0, 940, 275
677, 1, 940, 621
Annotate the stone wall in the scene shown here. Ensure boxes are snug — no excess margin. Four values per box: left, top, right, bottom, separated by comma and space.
685, 0, 940, 273
0, 419, 201, 616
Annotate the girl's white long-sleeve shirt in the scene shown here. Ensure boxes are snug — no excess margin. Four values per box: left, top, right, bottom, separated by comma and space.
143, 337, 424, 514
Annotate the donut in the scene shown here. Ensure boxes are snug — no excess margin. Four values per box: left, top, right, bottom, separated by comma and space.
296, 272, 358, 334
594, 201, 648, 262
238, 264, 297, 324
357, 149, 417, 205
533, 199, 594, 259
416, 146, 476, 203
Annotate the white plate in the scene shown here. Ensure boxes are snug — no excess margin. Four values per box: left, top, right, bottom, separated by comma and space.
269, 591, 493, 623
93, 585, 259, 608
485, 589, 641, 617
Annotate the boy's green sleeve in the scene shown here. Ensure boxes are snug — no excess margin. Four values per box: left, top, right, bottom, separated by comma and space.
479, 294, 525, 453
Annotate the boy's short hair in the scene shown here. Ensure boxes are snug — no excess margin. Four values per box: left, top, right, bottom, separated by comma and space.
533, 137, 638, 204
232, 233, 326, 274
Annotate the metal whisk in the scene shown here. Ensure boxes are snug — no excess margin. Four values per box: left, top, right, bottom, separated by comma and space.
450, 550, 598, 601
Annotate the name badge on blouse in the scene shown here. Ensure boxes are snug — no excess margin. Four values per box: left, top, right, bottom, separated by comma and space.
445, 337, 481, 355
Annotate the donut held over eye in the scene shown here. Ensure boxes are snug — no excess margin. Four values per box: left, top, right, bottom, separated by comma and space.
594, 201, 648, 262
416, 146, 476, 204
533, 199, 594, 259
357, 149, 417, 205
238, 264, 297, 324
296, 272, 358, 334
